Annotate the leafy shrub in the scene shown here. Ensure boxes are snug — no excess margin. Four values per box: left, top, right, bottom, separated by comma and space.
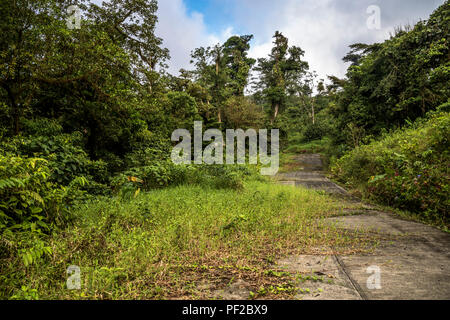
20, 118, 63, 137
111, 160, 261, 197
0, 153, 86, 231
331, 109, 449, 222
0, 133, 110, 194
222, 96, 265, 129
185, 164, 260, 189
301, 121, 329, 142
111, 160, 188, 192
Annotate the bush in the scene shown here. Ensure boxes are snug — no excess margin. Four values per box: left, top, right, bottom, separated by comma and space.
0, 153, 86, 231
185, 164, 260, 189
222, 96, 265, 129
301, 121, 329, 142
111, 160, 261, 198
331, 109, 449, 222
20, 118, 63, 137
0, 133, 110, 194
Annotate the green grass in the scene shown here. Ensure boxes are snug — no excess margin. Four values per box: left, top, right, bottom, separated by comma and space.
1, 181, 377, 300
284, 137, 331, 155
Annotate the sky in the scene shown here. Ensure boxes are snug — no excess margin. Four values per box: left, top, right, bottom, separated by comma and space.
154, 0, 445, 82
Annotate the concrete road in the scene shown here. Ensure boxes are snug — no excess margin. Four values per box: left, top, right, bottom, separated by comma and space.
275, 154, 450, 300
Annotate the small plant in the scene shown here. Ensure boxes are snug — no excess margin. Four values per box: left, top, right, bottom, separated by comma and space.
10, 286, 39, 300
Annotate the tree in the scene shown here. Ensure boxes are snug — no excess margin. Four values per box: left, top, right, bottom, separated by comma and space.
298, 71, 325, 125
0, 0, 171, 161
222, 96, 265, 129
87, 0, 170, 94
254, 31, 309, 123
0, 0, 56, 135
189, 35, 256, 124
222, 35, 256, 96
328, 1, 450, 146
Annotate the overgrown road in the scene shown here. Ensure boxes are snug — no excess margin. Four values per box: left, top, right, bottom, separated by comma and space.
274, 153, 450, 300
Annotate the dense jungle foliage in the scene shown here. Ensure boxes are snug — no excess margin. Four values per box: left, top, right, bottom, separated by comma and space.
0, 0, 448, 299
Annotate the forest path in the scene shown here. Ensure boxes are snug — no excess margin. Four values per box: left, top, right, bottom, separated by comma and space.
272, 153, 450, 300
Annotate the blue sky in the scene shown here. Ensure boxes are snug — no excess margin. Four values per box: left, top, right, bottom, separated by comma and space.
155, 0, 445, 81
183, 0, 232, 31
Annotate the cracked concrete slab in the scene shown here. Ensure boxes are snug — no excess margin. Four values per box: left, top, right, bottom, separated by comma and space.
276, 255, 362, 300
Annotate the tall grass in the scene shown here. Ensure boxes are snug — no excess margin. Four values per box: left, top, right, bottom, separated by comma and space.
1, 182, 371, 299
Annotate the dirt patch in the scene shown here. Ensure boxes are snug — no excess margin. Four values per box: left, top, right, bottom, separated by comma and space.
212, 279, 251, 300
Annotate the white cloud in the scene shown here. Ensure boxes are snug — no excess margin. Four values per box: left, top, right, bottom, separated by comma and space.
155, 0, 233, 75
90, 0, 444, 82
245, 0, 381, 82
241, 0, 444, 82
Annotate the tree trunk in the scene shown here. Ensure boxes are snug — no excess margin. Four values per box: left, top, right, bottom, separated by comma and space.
271, 103, 279, 124
3, 83, 20, 135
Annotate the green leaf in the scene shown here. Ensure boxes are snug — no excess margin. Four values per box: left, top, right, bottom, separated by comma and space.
30, 207, 43, 214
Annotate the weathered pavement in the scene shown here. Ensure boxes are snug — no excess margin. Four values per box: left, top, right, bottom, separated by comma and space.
273, 154, 450, 300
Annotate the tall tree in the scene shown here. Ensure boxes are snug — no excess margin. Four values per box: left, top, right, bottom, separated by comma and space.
189, 35, 255, 124
86, 0, 170, 95
329, 1, 450, 145
222, 35, 255, 96
190, 44, 227, 123
0, 0, 170, 159
254, 31, 309, 123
